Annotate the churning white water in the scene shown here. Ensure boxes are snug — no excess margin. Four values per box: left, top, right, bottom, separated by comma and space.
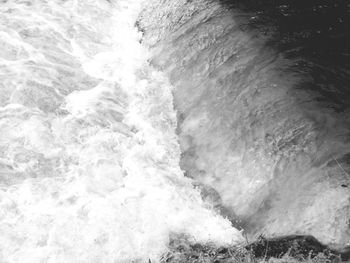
0, 0, 243, 262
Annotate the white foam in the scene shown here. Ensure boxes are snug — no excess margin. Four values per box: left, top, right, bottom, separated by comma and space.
0, 0, 243, 262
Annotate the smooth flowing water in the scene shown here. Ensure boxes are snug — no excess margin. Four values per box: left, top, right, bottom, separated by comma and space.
0, 1, 243, 262
138, 0, 350, 250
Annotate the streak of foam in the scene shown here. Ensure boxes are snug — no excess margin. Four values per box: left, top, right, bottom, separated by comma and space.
0, 0, 243, 262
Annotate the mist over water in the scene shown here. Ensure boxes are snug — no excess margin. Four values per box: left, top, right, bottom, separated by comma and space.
0, 1, 243, 262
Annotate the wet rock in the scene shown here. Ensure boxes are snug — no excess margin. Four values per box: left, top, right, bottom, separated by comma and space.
246, 235, 349, 261
161, 234, 349, 263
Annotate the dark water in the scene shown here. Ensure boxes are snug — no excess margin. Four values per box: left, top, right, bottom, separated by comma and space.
220, 0, 350, 111
139, 0, 350, 249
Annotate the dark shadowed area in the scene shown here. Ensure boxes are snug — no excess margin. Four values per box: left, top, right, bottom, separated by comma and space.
220, 0, 350, 110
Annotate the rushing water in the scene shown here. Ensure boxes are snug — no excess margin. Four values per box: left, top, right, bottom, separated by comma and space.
0, 1, 244, 262
138, 0, 350, 250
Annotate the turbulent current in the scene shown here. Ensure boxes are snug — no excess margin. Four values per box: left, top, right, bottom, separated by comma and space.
0, 0, 349, 262
0, 1, 243, 262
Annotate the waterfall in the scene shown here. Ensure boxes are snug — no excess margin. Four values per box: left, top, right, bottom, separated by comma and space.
137, 0, 350, 250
